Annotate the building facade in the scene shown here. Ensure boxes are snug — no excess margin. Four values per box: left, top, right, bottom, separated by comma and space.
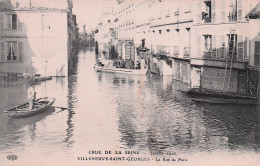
0, 0, 79, 77
96, 0, 259, 97
189, 0, 259, 97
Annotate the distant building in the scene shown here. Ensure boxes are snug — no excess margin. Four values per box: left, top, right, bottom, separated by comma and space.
0, 0, 79, 77
117, 0, 135, 61
95, 7, 114, 54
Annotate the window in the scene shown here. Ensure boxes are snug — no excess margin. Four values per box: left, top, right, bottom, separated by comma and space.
0, 41, 22, 62
7, 42, 17, 61
227, 34, 237, 59
5, 14, 17, 30
203, 35, 212, 58
202, 1, 211, 23
254, 41, 260, 66
204, 35, 212, 52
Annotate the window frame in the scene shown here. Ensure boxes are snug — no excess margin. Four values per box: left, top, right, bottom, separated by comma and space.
5, 13, 18, 30
6, 41, 18, 61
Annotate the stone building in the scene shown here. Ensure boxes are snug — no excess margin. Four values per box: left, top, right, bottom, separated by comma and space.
189, 0, 259, 97
0, 0, 79, 77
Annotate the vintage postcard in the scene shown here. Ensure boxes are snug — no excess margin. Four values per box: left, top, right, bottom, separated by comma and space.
0, 0, 259, 166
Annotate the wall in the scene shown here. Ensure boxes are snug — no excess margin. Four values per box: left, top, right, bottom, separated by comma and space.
0, 10, 68, 76
201, 67, 238, 93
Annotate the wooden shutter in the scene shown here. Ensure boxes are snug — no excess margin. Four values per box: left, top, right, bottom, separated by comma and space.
0, 13, 4, 31
221, 0, 226, 22
237, 0, 242, 21
197, 1, 202, 24
18, 42, 23, 62
244, 37, 248, 59
5, 14, 11, 29
212, 35, 217, 59
218, 35, 225, 59
0, 41, 6, 61
211, 0, 216, 23
18, 16, 22, 30
237, 35, 243, 60
197, 35, 201, 57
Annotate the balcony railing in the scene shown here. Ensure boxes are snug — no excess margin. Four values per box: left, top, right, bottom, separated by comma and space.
174, 46, 179, 57
203, 51, 212, 59
202, 12, 211, 23
184, 47, 190, 58
151, 45, 156, 54
228, 12, 237, 22
157, 45, 171, 55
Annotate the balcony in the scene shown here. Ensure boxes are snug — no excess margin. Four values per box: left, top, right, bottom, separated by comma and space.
157, 45, 171, 55
151, 45, 156, 54
203, 51, 212, 59
228, 12, 237, 22
202, 12, 211, 23
184, 47, 190, 58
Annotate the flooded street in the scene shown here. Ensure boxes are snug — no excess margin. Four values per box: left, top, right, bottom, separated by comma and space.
0, 49, 259, 164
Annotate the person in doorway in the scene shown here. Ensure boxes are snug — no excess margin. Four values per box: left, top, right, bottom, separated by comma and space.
28, 85, 36, 110
98, 55, 103, 66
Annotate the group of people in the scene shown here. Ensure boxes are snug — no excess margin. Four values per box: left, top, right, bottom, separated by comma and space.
98, 55, 143, 69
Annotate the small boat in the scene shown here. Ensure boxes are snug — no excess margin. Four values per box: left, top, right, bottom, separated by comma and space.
94, 64, 148, 75
4, 97, 56, 118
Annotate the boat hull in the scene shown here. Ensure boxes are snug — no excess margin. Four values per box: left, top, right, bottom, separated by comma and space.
94, 65, 148, 75
4, 97, 56, 118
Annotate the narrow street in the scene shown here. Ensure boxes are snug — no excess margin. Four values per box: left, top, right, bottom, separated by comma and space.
0, 49, 259, 160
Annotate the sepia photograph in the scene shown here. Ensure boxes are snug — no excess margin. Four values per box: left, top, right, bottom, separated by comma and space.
0, 0, 259, 165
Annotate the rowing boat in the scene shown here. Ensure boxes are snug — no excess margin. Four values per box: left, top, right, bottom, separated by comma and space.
4, 97, 56, 118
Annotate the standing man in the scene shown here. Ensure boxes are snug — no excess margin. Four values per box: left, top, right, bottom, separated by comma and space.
28, 85, 36, 110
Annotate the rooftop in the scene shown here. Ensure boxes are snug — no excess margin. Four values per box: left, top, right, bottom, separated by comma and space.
247, 2, 260, 19
0, 5, 67, 13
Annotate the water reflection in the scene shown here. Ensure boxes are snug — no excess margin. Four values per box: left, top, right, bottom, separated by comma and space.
64, 75, 78, 147
0, 48, 259, 158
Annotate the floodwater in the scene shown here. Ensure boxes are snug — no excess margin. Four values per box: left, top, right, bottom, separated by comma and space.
0, 49, 259, 165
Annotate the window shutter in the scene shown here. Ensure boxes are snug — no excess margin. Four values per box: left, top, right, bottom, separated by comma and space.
197, 1, 202, 24
237, 0, 242, 21
237, 35, 243, 60
5, 14, 11, 29
0, 42, 6, 61
221, 0, 226, 22
197, 35, 201, 57
212, 35, 217, 58
0, 13, 4, 31
211, 0, 216, 23
244, 37, 248, 59
18, 18, 22, 30
18, 42, 23, 62
218, 35, 225, 59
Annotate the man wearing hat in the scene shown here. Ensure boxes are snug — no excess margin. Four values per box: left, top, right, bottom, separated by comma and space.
28, 85, 36, 110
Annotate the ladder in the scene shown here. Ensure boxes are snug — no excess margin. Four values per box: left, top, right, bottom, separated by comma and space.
223, 29, 236, 93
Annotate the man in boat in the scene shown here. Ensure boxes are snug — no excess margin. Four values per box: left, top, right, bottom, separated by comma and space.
28, 86, 36, 110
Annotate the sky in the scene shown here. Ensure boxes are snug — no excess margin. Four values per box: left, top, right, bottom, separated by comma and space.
14, 0, 117, 32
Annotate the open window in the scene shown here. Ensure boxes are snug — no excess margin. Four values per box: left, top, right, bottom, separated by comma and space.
203, 35, 212, 58
202, 1, 211, 23
5, 13, 17, 30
